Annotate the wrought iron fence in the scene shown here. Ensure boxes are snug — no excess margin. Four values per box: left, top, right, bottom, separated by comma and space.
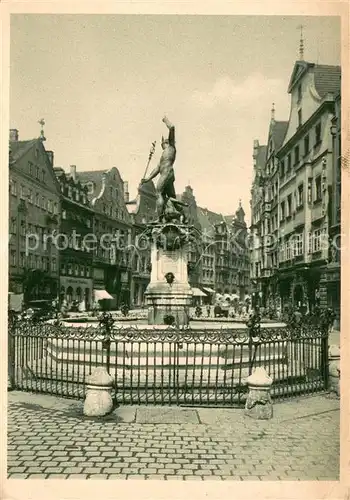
8, 313, 330, 406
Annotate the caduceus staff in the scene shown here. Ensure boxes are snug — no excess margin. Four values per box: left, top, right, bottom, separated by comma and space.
142, 140, 157, 182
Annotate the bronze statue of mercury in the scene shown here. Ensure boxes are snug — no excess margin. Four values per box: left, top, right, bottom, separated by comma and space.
141, 116, 177, 220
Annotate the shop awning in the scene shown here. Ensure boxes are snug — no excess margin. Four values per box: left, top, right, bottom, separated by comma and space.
94, 289, 113, 300
203, 287, 215, 294
192, 288, 207, 297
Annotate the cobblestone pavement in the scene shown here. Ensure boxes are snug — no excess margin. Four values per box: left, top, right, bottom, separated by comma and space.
7, 392, 339, 481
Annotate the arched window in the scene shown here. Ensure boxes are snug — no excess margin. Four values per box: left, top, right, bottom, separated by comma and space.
67, 287, 73, 303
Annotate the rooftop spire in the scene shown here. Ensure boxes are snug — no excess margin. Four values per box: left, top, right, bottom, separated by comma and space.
271, 102, 275, 122
38, 118, 46, 141
298, 24, 304, 60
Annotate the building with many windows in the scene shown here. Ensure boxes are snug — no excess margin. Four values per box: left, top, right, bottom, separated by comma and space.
249, 56, 341, 317
126, 180, 155, 307
250, 109, 289, 311
9, 129, 60, 302
249, 139, 268, 302
180, 186, 202, 290
196, 207, 217, 298
277, 61, 340, 312
196, 202, 250, 300
324, 90, 341, 326
54, 165, 94, 310
77, 167, 133, 308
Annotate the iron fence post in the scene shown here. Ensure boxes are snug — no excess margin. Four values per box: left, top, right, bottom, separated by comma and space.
322, 328, 330, 391
99, 312, 114, 375
247, 309, 261, 375
8, 315, 16, 390
104, 332, 111, 375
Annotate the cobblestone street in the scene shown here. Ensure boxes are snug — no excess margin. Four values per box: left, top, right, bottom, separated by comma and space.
7, 391, 339, 481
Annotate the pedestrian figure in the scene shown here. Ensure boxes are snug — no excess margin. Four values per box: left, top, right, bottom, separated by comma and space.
207, 305, 211, 318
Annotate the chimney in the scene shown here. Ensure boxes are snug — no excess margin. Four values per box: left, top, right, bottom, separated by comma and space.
70, 165, 76, 181
123, 181, 129, 203
46, 151, 54, 166
9, 129, 19, 142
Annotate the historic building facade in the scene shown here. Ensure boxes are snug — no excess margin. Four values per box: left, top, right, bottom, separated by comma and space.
277, 61, 341, 313
180, 186, 202, 290
250, 110, 289, 311
250, 58, 341, 316
249, 139, 268, 303
196, 207, 217, 298
54, 165, 94, 310
77, 167, 133, 308
126, 180, 155, 308
196, 203, 250, 300
9, 129, 60, 302
324, 90, 341, 326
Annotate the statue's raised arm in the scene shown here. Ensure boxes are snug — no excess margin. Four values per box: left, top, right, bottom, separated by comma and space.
162, 116, 175, 147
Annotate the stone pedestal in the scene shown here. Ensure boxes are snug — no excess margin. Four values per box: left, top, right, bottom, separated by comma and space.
328, 344, 340, 397
145, 227, 193, 326
83, 367, 114, 417
245, 367, 273, 420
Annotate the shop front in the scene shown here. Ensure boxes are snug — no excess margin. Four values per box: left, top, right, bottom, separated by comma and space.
60, 276, 93, 311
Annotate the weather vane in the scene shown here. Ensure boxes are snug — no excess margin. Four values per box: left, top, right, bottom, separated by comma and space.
38, 118, 46, 141
297, 24, 304, 60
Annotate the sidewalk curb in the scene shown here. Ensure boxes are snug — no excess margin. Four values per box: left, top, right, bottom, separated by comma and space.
8, 391, 340, 426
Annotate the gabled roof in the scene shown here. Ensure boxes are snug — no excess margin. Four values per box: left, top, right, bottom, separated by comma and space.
313, 64, 341, 98
287, 60, 310, 93
77, 170, 107, 198
196, 207, 216, 237
10, 139, 39, 162
271, 121, 288, 151
256, 145, 267, 168
287, 60, 341, 97
197, 207, 226, 235
9, 138, 61, 194
223, 215, 235, 225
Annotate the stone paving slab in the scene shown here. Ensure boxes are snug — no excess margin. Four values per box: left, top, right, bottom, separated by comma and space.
6, 392, 340, 481
196, 395, 340, 426
136, 407, 199, 424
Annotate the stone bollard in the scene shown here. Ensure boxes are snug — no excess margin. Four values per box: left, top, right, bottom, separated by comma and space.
328, 344, 340, 398
245, 367, 273, 420
83, 367, 114, 417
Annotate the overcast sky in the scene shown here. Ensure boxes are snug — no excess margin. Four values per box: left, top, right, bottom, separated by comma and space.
10, 15, 340, 220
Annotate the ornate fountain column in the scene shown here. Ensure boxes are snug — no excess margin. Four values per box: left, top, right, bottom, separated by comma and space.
144, 222, 193, 325
139, 115, 195, 325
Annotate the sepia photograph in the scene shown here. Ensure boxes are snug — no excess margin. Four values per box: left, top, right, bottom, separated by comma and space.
2, 5, 348, 499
